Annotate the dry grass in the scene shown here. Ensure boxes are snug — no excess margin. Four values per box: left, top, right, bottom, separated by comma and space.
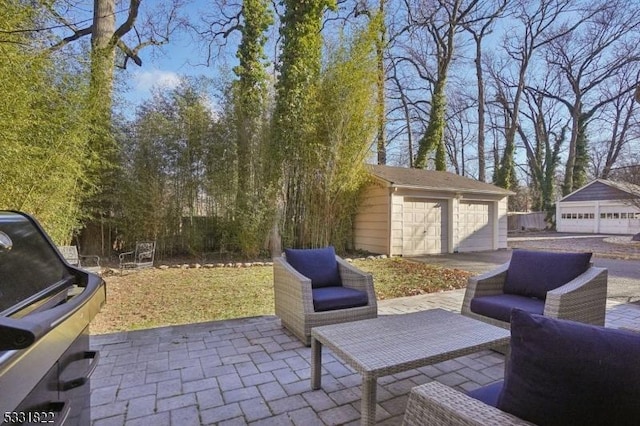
90, 258, 470, 335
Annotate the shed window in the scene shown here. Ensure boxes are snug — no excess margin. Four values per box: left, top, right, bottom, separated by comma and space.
622, 213, 627, 219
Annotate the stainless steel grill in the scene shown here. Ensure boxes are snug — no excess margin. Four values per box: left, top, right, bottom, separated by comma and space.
0, 211, 106, 425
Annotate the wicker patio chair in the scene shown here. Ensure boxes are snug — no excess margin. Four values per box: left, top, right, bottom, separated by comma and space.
403, 310, 640, 426
273, 247, 378, 345
461, 249, 608, 329
402, 381, 533, 426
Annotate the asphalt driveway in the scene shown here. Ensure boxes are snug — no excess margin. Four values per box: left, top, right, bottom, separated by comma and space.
410, 233, 640, 304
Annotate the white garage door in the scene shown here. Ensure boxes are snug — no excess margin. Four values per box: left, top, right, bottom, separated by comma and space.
599, 207, 632, 234
403, 198, 447, 255
458, 201, 493, 252
558, 206, 595, 233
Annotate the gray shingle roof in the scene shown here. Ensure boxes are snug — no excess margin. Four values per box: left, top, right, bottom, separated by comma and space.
368, 164, 514, 195
560, 178, 640, 202
599, 179, 640, 197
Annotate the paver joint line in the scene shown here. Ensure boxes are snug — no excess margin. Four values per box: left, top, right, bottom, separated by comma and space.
90, 289, 640, 425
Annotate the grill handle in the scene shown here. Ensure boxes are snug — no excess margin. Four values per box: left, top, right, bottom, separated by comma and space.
0, 275, 103, 351
59, 350, 100, 391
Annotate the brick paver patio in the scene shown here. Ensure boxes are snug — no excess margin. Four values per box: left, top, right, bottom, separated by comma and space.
90, 289, 640, 425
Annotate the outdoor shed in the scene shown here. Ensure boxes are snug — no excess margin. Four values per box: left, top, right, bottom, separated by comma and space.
556, 179, 640, 235
354, 165, 513, 256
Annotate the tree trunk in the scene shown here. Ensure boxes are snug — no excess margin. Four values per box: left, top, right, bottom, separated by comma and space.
90, 0, 116, 117
474, 35, 486, 181
562, 101, 581, 195
415, 77, 447, 169
375, 2, 386, 165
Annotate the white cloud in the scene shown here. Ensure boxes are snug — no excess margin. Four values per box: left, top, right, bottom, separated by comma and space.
132, 69, 181, 93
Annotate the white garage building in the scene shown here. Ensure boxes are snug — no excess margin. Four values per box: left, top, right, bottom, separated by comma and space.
556, 179, 640, 235
354, 165, 513, 256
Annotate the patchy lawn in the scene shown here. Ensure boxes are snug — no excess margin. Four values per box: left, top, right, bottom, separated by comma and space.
90, 258, 470, 334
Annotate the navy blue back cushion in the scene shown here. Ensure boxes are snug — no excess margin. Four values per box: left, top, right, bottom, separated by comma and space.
497, 310, 640, 426
284, 247, 341, 288
503, 250, 592, 299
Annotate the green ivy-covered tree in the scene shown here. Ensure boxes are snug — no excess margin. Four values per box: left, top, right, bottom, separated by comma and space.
413, 0, 480, 171
271, 0, 337, 250
232, 0, 273, 256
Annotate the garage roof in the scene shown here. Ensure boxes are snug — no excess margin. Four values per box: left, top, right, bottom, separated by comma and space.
369, 165, 514, 196
560, 179, 640, 202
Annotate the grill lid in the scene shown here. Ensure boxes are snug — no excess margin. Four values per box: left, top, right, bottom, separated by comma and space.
0, 211, 70, 315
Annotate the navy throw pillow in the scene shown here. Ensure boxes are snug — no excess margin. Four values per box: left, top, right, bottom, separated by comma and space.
284, 247, 341, 288
497, 309, 640, 426
503, 250, 592, 299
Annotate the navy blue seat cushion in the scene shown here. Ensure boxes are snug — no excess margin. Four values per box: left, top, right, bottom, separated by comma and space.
312, 286, 368, 312
503, 250, 592, 300
467, 381, 504, 408
497, 310, 640, 426
284, 247, 341, 289
470, 294, 544, 322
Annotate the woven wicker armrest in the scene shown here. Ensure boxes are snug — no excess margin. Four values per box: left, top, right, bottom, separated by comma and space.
336, 257, 377, 310
461, 262, 509, 317
469, 262, 509, 296
402, 382, 533, 426
273, 257, 315, 314
337, 257, 372, 289
544, 266, 608, 326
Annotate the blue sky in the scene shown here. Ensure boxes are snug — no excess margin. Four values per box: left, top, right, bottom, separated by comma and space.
117, 0, 241, 116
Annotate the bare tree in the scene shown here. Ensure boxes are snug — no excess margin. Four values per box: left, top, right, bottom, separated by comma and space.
462, 0, 508, 181
517, 85, 568, 213
537, 0, 640, 194
590, 68, 640, 179
444, 93, 476, 176
406, 0, 483, 170
195, 0, 247, 66
490, 0, 585, 191
387, 58, 418, 166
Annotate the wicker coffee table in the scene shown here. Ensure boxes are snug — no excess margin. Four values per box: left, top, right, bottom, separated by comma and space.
310, 308, 510, 425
